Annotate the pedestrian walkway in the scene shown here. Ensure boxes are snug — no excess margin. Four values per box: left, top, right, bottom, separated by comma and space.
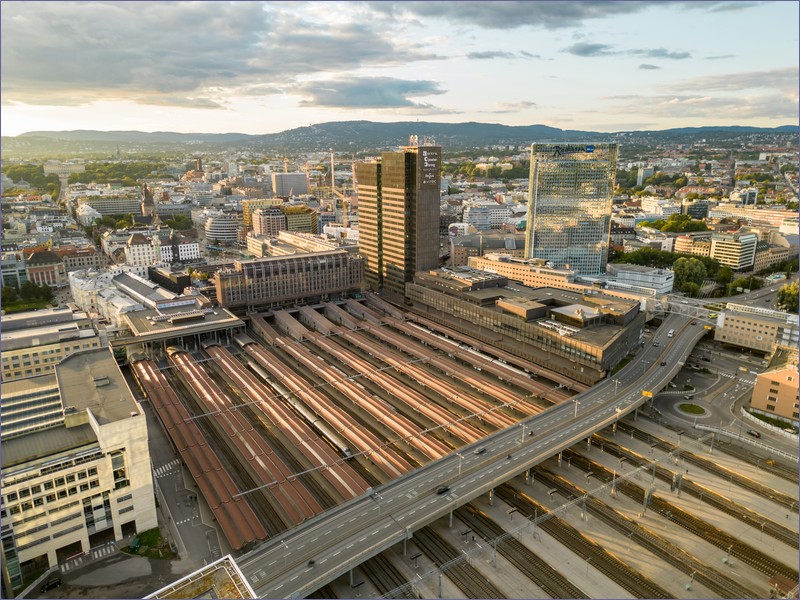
153, 458, 180, 478
718, 371, 754, 385
61, 541, 117, 572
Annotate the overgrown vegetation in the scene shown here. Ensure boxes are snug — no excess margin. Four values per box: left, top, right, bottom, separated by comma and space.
123, 527, 175, 560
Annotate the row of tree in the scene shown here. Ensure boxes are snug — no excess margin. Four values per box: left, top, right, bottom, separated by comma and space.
2, 280, 54, 304
777, 281, 799, 313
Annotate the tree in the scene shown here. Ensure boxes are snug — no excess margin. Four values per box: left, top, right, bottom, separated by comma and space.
681, 282, 700, 297
715, 266, 733, 286
777, 281, 799, 313
2, 285, 18, 304
673, 257, 707, 289
19, 280, 38, 300
37, 284, 54, 302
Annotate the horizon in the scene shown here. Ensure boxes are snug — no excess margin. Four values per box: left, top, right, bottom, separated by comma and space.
2, 2, 798, 137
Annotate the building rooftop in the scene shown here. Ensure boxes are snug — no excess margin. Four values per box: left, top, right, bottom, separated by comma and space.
146, 555, 255, 599
124, 305, 243, 338
2, 422, 98, 470
55, 347, 139, 425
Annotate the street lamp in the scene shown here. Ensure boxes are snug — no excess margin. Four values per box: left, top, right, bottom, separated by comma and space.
613, 379, 621, 395
573, 398, 580, 418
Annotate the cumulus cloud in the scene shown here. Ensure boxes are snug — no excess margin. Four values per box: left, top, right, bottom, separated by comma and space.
294, 77, 449, 111
564, 43, 615, 57
639, 64, 661, 70
0, 2, 442, 108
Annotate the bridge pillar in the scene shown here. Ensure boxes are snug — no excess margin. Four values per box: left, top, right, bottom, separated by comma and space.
557, 452, 562, 467
448, 510, 453, 528
525, 468, 531, 485
488, 488, 494, 506
438, 571, 443, 598
587, 437, 591, 450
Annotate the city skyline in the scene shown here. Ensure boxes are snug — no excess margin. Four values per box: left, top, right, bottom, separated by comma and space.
2, 1, 798, 137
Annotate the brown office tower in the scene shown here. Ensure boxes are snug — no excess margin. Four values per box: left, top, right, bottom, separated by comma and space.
356, 143, 441, 298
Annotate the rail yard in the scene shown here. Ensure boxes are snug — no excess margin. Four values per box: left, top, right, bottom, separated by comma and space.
131, 294, 798, 598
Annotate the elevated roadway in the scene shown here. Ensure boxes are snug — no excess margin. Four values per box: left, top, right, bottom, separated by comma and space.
238, 313, 706, 597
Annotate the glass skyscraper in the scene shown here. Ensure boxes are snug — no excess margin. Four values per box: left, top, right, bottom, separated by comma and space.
524, 143, 618, 275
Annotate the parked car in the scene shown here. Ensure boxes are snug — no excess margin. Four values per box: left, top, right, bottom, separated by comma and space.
40, 574, 62, 593
746, 429, 761, 438
668, 382, 677, 388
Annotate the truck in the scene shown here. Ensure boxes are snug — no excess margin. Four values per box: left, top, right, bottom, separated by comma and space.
667, 329, 675, 338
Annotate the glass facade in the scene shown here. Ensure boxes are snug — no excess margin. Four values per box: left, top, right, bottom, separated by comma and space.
525, 143, 618, 275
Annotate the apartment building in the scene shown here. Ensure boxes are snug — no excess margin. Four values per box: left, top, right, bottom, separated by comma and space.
0, 348, 156, 593
252, 207, 287, 237
750, 367, 799, 424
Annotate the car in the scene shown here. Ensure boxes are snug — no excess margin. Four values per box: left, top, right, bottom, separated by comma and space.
653, 342, 659, 347
701, 357, 711, 362
691, 321, 697, 325
668, 382, 677, 388
40, 575, 62, 593
436, 486, 450, 495
473, 447, 486, 455
746, 429, 761, 438
660, 361, 667, 366
683, 394, 694, 400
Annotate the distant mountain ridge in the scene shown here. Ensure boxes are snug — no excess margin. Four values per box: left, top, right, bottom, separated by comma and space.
6, 121, 797, 154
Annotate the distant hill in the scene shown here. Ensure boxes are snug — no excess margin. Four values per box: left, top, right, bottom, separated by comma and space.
4, 121, 797, 158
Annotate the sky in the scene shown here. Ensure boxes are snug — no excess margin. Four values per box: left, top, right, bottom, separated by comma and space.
1, 1, 798, 136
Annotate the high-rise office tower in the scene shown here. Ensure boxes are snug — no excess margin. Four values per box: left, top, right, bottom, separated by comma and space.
357, 142, 441, 297
525, 143, 618, 275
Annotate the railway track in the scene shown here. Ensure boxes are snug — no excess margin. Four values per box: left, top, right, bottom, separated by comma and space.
494, 487, 670, 598
565, 449, 798, 582
455, 504, 589, 599
617, 423, 799, 512
358, 553, 418, 599
712, 439, 798, 484
533, 467, 761, 598
307, 584, 337, 598
412, 527, 505, 599
164, 357, 285, 536
591, 435, 798, 547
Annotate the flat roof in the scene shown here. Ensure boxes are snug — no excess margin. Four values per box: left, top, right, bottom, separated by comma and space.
2, 423, 98, 470
55, 347, 138, 424
1, 373, 57, 396
114, 271, 178, 303
1, 320, 97, 351
146, 555, 255, 599
125, 306, 243, 338
551, 304, 602, 319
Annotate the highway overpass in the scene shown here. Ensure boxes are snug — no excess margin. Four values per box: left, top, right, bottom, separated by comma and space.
237, 313, 706, 598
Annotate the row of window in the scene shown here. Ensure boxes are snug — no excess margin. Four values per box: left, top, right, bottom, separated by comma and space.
5, 480, 101, 516
4, 467, 98, 505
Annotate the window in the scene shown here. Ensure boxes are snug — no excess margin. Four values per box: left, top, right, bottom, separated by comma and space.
766, 404, 776, 412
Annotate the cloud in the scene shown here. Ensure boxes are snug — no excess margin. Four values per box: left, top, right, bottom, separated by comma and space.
0, 2, 443, 108
294, 77, 449, 111
564, 43, 615, 57
639, 64, 661, 70
368, 1, 663, 30
666, 67, 798, 93
520, 51, 543, 59
482, 100, 539, 114
705, 54, 735, 60
467, 51, 517, 60
564, 43, 690, 59
606, 93, 798, 122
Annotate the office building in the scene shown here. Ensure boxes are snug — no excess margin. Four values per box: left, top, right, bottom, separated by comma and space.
272, 173, 308, 197
356, 143, 441, 297
1, 307, 102, 383
214, 251, 364, 310
525, 143, 618, 275
715, 304, 799, 353
252, 207, 287, 237
710, 231, 758, 271
242, 199, 282, 228
0, 348, 156, 593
